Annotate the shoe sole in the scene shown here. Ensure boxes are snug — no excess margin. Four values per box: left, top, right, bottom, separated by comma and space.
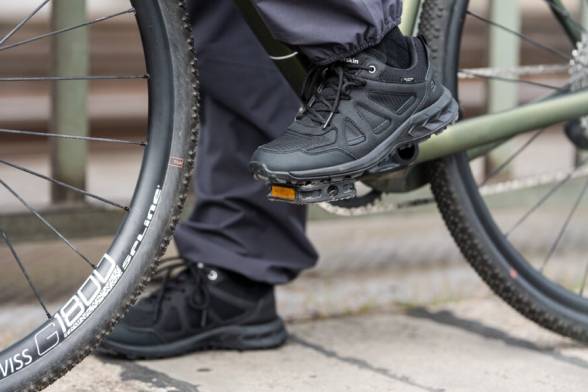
251, 87, 459, 184
96, 318, 288, 360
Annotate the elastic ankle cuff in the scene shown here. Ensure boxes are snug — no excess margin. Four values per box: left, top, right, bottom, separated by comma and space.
302, 20, 400, 66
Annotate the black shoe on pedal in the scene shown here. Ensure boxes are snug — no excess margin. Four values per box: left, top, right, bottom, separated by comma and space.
98, 261, 287, 359
250, 29, 459, 204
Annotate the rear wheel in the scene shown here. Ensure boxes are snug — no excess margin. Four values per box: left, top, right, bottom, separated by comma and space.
424, 0, 588, 341
0, 1, 198, 390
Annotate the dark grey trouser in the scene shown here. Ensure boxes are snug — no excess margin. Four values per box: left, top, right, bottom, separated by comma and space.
176, 0, 402, 284
252, 0, 403, 64
175, 0, 318, 285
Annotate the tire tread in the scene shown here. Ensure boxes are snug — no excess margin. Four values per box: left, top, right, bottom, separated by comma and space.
421, 0, 588, 343
22, 1, 200, 390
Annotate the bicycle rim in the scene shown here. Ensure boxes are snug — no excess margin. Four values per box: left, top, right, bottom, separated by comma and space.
0, 1, 197, 390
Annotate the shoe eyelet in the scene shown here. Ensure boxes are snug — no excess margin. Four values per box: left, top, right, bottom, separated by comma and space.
368, 65, 377, 74
208, 270, 218, 281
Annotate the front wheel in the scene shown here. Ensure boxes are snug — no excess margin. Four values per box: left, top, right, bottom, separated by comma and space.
0, 1, 198, 390
423, 0, 588, 341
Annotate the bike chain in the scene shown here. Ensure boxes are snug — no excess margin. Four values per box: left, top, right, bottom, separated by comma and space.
319, 166, 588, 217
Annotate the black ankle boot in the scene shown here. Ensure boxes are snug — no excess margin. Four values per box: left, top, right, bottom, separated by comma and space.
98, 261, 287, 359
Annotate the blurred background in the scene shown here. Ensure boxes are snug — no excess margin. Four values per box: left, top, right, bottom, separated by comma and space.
0, 0, 582, 209
1, 2, 586, 390
0, 0, 586, 329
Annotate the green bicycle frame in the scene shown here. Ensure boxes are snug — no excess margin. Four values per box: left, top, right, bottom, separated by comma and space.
234, 0, 588, 182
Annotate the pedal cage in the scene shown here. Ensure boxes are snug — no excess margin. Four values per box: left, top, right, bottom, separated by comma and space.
267, 144, 419, 205
269, 180, 357, 204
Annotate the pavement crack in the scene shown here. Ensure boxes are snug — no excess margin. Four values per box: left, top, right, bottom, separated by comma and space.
102, 358, 200, 392
290, 334, 445, 392
406, 307, 588, 370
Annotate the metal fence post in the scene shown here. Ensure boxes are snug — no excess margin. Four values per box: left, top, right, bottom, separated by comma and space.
50, 0, 89, 203
485, 0, 521, 179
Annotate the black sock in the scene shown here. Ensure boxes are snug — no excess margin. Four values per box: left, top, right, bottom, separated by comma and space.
376, 27, 412, 69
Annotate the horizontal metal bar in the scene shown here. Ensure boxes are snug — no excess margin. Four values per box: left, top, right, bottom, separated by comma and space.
0, 9, 134, 53
417, 89, 588, 163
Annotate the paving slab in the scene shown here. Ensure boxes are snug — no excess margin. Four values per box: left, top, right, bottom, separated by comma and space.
44, 296, 588, 392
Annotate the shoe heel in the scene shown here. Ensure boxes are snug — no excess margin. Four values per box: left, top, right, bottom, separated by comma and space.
412, 93, 460, 138
228, 319, 289, 350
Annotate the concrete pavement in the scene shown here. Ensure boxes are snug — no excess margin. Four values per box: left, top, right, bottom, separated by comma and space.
2, 201, 587, 391
2, 135, 587, 391
0, 207, 585, 391
47, 296, 588, 392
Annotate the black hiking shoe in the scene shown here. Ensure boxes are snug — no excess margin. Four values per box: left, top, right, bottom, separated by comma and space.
97, 260, 287, 359
250, 33, 459, 204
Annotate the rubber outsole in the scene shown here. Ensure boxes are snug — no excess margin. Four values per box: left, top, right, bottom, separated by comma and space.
251, 87, 459, 185
96, 318, 288, 360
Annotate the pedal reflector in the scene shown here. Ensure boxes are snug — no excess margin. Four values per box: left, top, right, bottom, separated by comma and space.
270, 185, 297, 202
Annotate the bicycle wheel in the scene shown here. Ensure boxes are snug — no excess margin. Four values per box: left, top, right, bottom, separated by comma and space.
423, 0, 588, 341
0, 1, 197, 390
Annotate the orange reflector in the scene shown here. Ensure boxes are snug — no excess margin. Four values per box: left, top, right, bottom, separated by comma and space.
270, 185, 297, 201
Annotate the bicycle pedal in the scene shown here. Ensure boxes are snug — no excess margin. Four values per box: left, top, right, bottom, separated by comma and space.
268, 180, 357, 204
263, 144, 420, 205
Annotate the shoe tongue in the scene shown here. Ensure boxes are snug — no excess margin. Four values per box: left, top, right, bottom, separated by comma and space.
345, 48, 386, 68
299, 70, 341, 128
299, 52, 382, 129
365, 48, 387, 64
342, 57, 361, 66
147, 268, 194, 301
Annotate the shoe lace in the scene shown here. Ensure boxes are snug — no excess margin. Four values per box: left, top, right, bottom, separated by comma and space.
151, 258, 211, 327
299, 61, 371, 129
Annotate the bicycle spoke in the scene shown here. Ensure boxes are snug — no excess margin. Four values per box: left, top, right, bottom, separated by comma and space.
506, 160, 587, 237
459, 69, 563, 91
0, 0, 50, 47
0, 75, 148, 82
466, 10, 572, 62
480, 128, 546, 187
0, 231, 51, 319
0, 178, 96, 269
0, 9, 134, 53
540, 178, 588, 271
0, 129, 146, 146
0, 159, 129, 211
